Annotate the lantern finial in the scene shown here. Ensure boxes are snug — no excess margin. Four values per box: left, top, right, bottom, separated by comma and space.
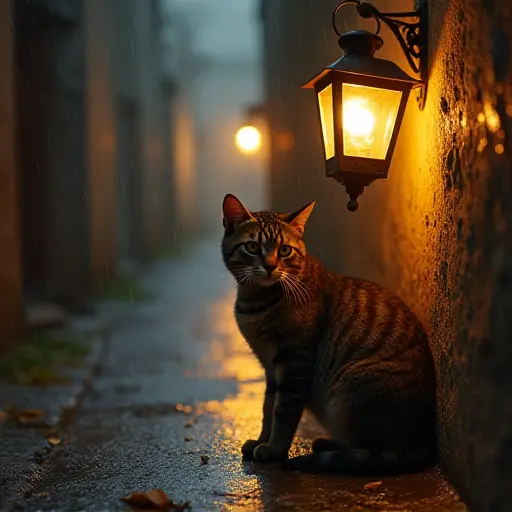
337, 30, 383, 57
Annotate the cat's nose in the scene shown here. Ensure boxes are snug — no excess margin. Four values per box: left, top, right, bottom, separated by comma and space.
263, 263, 277, 276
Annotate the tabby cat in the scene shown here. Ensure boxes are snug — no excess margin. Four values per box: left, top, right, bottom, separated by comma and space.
221, 193, 437, 475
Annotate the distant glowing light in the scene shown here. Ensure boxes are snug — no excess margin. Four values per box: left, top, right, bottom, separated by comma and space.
477, 112, 486, 124
495, 143, 504, 155
235, 125, 261, 155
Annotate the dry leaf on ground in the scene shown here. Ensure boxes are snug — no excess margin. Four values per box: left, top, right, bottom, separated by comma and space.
17, 409, 45, 420
46, 436, 61, 447
121, 489, 190, 510
184, 435, 193, 442
16, 409, 50, 428
200, 455, 209, 465
184, 418, 196, 428
363, 481, 383, 490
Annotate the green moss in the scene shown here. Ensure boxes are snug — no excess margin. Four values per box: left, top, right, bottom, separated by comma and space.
99, 276, 153, 302
0, 332, 90, 386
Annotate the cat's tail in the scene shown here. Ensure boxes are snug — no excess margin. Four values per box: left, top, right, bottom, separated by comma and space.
282, 447, 437, 475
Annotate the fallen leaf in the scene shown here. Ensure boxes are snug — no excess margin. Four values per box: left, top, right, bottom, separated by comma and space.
184, 435, 193, 442
46, 436, 61, 447
363, 481, 383, 490
200, 455, 209, 465
17, 409, 45, 421
121, 489, 190, 510
16, 409, 50, 429
184, 418, 196, 428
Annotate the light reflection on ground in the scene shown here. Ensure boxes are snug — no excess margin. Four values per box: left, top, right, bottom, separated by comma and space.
186, 289, 464, 511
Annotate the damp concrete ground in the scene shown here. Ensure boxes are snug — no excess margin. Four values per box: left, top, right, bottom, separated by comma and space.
0, 236, 466, 511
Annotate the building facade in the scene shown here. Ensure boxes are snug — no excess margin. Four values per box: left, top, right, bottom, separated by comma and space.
0, 0, 195, 341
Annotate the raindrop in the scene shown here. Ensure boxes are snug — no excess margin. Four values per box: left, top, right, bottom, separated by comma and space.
322, 25, 329, 50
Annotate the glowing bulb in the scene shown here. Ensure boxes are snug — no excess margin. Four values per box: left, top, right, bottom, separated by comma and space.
343, 99, 376, 138
235, 125, 261, 154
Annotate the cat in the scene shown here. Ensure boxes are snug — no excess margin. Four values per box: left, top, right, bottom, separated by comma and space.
221, 193, 438, 475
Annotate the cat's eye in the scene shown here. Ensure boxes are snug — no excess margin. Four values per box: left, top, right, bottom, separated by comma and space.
278, 245, 293, 257
244, 241, 260, 255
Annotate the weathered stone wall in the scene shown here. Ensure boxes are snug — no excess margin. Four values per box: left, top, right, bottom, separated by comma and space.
0, 0, 23, 343
263, 0, 512, 510
85, 0, 117, 291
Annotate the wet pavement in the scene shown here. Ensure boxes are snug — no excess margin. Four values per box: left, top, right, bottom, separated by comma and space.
1, 236, 466, 511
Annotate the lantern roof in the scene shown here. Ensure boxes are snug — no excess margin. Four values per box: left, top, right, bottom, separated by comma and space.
303, 30, 422, 89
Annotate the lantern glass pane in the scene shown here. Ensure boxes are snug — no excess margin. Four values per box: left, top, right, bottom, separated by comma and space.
317, 84, 335, 159
342, 83, 402, 160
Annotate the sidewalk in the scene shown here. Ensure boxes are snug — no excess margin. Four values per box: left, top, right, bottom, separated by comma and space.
1, 236, 465, 511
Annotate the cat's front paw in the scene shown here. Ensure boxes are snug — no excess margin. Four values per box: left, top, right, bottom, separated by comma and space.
253, 443, 288, 463
241, 439, 261, 459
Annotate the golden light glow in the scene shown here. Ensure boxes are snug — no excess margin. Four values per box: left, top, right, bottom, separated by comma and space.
484, 102, 501, 133
317, 84, 335, 159
343, 99, 376, 138
495, 143, 504, 155
477, 137, 488, 153
342, 83, 402, 160
235, 125, 262, 154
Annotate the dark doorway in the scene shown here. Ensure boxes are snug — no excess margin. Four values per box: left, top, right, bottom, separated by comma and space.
15, 2, 52, 298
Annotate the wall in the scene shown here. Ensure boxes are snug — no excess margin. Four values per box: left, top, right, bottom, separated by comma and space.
85, 0, 117, 291
15, 0, 92, 309
264, 0, 512, 510
0, 0, 23, 344
112, 0, 175, 263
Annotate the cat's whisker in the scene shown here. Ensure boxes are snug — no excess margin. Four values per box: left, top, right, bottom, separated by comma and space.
281, 272, 309, 305
286, 273, 309, 301
280, 274, 295, 303
282, 274, 302, 305
279, 276, 292, 304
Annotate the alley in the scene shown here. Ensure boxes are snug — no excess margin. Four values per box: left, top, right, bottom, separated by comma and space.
1, 238, 464, 511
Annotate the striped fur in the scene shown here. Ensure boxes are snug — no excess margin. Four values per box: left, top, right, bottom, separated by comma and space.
221, 194, 437, 475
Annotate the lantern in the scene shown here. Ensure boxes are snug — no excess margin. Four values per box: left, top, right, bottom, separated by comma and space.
303, 0, 428, 211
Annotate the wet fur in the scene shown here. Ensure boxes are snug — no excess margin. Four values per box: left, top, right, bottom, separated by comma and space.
221, 194, 437, 475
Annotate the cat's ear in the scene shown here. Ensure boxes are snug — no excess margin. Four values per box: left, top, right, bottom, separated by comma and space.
281, 200, 315, 236
222, 194, 254, 230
